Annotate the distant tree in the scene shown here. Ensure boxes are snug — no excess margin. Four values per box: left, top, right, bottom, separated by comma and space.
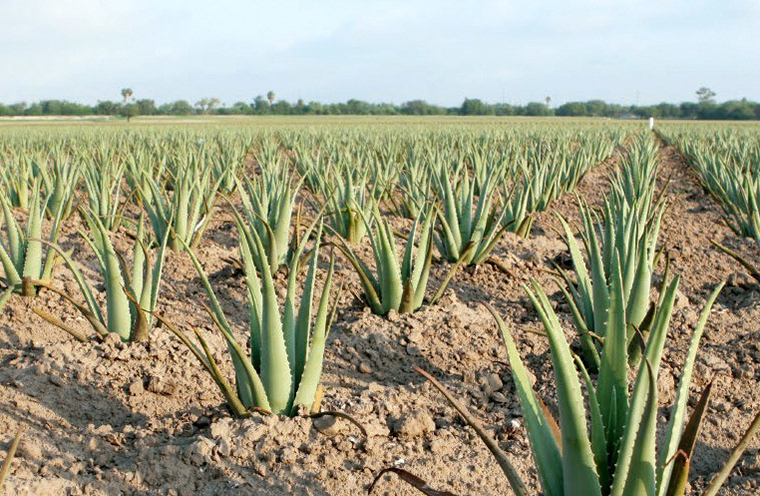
307, 101, 324, 115
654, 102, 680, 119
267, 90, 275, 105
252, 95, 269, 114
524, 102, 552, 116
25, 103, 43, 116
545, 96, 552, 108
95, 101, 121, 115
345, 99, 371, 115
716, 99, 756, 120
584, 100, 608, 116
696, 87, 716, 104
493, 103, 516, 116
195, 98, 220, 114
122, 103, 138, 122
402, 100, 426, 115
460, 98, 491, 115
121, 88, 134, 103
271, 100, 293, 114
159, 100, 194, 115
679, 102, 698, 119
556, 102, 589, 116
227, 101, 252, 114
38, 100, 91, 116
135, 99, 157, 116
9, 102, 27, 115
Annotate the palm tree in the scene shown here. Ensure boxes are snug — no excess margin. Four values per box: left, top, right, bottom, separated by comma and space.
267, 90, 275, 105
121, 88, 134, 103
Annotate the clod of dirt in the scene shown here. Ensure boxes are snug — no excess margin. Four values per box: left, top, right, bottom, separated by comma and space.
393, 410, 436, 439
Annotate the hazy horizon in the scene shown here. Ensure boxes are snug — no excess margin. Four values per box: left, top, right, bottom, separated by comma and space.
2, 0, 759, 107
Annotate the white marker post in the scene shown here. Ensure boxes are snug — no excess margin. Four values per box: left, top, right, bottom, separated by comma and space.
649, 117, 654, 130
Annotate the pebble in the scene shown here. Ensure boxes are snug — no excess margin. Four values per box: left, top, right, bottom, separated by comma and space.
490, 391, 509, 404
128, 380, 144, 396
312, 415, 342, 437
484, 373, 503, 393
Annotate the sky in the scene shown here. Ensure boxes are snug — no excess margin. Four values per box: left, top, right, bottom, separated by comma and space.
1, 0, 758, 107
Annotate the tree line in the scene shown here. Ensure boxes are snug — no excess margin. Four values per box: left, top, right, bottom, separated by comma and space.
1, 87, 758, 120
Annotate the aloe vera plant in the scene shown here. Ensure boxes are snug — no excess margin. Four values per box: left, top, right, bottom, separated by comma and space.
82, 147, 127, 231
334, 205, 437, 315
140, 151, 222, 252
392, 146, 432, 219
557, 138, 665, 369
313, 163, 376, 245
0, 181, 66, 296
416, 277, 759, 496
38, 153, 81, 222
0, 153, 35, 210
238, 167, 304, 273
557, 200, 665, 369
433, 161, 510, 265
40, 213, 169, 341
169, 217, 339, 417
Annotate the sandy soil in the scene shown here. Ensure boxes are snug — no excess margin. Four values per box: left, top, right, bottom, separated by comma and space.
1, 135, 759, 496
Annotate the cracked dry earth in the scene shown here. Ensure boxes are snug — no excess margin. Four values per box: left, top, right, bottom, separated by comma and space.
1, 136, 759, 496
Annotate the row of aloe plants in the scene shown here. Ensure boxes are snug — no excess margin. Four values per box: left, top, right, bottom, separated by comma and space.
658, 125, 760, 240
374, 133, 760, 495
0, 122, 757, 495
0, 123, 631, 431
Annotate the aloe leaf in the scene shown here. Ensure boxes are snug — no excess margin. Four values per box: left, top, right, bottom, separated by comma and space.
620, 359, 658, 496
610, 277, 679, 496
22, 193, 43, 280
291, 254, 335, 413
597, 257, 629, 465
576, 356, 611, 491
292, 224, 323, 390
154, 310, 249, 418
412, 213, 435, 309
38, 239, 105, 329
249, 224, 292, 414
180, 238, 269, 410
333, 240, 383, 314
711, 241, 760, 283
526, 282, 602, 496
0, 243, 21, 288
656, 283, 724, 495
701, 409, 760, 496
0, 194, 22, 271
376, 217, 402, 313
486, 304, 563, 496
663, 379, 715, 496
557, 280, 601, 370
0, 427, 24, 493
89, 214, 132, 340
